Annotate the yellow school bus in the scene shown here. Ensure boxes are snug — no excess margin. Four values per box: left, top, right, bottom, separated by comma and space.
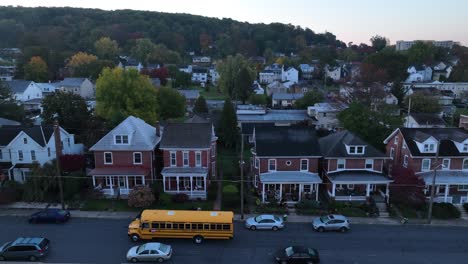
128, 210, 234, 244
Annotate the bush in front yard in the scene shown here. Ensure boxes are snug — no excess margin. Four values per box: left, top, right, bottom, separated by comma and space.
222, 184, 239, 209
255, 203, 288, 215
295, 201, 328, 215
128, 186, 155, 208
464, 203, 468, 214
432, 203, 460, 219
172, 193, 189, 203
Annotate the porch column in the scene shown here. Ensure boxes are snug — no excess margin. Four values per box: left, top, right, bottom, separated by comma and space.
176, 177, 179, 192
92, 176, 96, 187
386, 183, 390, 202
110, 177, 114, 195
366, 184, 371, 197
262, 184, 265, 203
142, 175, 145, 185
444, 184, 449, 203
315, 184, 319, 201
332, 183, 336, 197
190, 176, 193, 197
298, 184, 302, 202
126, 176, 129, 191
279, 184, 283, 201
204, 176, 207, 192
163, 176, 166, 192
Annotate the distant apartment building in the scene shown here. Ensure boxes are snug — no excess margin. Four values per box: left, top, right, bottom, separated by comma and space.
396, 40, 460, 51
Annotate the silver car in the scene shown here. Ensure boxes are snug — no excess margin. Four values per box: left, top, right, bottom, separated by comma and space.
126, 242, 172, 263
312, 214, 350, 233
245, 214, 284, 231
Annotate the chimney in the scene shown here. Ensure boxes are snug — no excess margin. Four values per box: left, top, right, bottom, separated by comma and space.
155, 121, 160, 137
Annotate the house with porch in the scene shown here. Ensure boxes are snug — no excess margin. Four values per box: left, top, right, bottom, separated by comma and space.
384, 127, 468, 204
88, 116, 162, 198
252, 125, 322, 204
320, 131, 391, 202
159, 122, 217, 200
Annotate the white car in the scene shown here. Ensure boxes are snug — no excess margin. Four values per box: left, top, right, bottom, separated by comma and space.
245, 214, 284, 231
126, 242, 172, 263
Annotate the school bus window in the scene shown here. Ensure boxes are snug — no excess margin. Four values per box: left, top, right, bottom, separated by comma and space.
177, 223, 184, 229
216, 224, 222, 230
151, 223, 159, 229
204, 224, 210, 230
210, 224, 216, 230
191, 223, 197, 230
223, 224, 230, 230
142, 222, 149, 229
166, 223, 172, 229
185, 223, 191, 229
172, 223, 179, 229
160, 223, 166, 229
197, 224, 203, 230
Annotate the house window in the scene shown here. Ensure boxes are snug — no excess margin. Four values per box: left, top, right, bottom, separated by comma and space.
18, 150, 23, 161
403, 155, 408, 167
421, 159, 431, 171
104, 152, 113, 164
394, 136, 399, 145
195, 152, 202, 167
402, 143, 407, 149
183, 152, 189, 167
337, 159, 345, 169
458, 185, 468, 191
285, 160, 292, 166
463, 144, 468, 152
268, 159, 276, 171
133, 152, 142, 164
31, 150, 36, 161
365, 159, 373, 169
300, 159, 308, 171
115, 135, 129, 144
463, 159, 468, 170
170, 152, 176, 166
67, 138, 70, 146
347, 184, 355, 190
349, 146, 364, 154
442, 159, 450, 170
390, 148, 395, 159
255, 158, 259, 168
211, 144, 215, 157
23, 138, 27, 144
212, 162, 216, 178
424, 144, 434, 152
47, 147, 51, 157
105, 176, 112, 187
323, 113, 327, 117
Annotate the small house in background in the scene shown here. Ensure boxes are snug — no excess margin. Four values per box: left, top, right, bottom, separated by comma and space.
460, 115, 468, 130
272, 93, 303, 109
406, 65, 433, 83
57, 78, 95, 99
404, 113, 447, 128
177, 89, 200, 107
117, 56, 143, 72
307, 102, 348, 130
191, 67, 208, 84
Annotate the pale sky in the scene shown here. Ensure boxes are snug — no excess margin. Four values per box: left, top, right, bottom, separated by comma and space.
2, 0, 468, 46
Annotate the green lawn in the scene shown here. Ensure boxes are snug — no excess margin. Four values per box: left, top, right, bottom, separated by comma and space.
198, 87, 226, 100
217, 147, 239, 181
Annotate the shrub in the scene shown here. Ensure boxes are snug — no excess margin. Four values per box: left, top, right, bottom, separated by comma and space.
128, 186, 155, 208
339, 207, 368, 217
172, 193, 189, 203
158, 193, 172, 206
295, 200, 328, 215
222, 184, 239, 209
207, 183, 218, 201
223, 184, 239, 194
432, 203, 460, 219
255, 203, 288, 215
464, 203, 468, 214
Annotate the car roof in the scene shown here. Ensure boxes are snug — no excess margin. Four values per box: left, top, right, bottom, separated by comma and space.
290, 246, 308, 253
12, 237, 44, 246
329, 214, 347, 220
259, 214, 276, 219
143, 242, 162, 250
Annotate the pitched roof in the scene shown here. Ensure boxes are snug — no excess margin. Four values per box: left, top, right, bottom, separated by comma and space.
240, 123, 275, 135
5, 80, 32, 93
254, 125, 321, 157
319, 131, 386, 158
89, 116, 162, 151
160, 123, 213, 149
177, 89, 200, 100
0, 125, 54, 147
237, 109, 310, 123
185, 114, 210, 124
0, 117, 20, 126
58, 78, 88, 87
399, 127, 468, 157
410, 113, 446, 127
272, 93, 304, 100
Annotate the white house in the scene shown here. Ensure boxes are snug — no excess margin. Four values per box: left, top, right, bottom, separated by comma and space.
272, 93, 303, 108
325, 65, 342, 81
307, 102, 348, 130
406, 65, 433, 83
117, 56, 143, 72
5, 80, 42, 102
0, 125, 84, 182
259, 70, 275, 84
282, 67, 299, 84
36, 82, 58, 96
191, 67, 208, 84
208, 67, 219, 85
252, 81, 265, 95
192, 56, 211, 64
179, 65, 193, 74
57, 78, 95, 99
264, 64, 283, 81
404, 113, 447, 128
432, 62, 453, 81
402, 82, 468, 98
299, 64, 315, 80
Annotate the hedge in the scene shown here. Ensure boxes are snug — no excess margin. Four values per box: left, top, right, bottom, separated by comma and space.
432, 203, 460, 219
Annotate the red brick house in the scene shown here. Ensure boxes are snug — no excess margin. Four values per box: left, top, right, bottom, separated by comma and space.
252, 125, 322, 204
159, 122, 217, 200
320, 131, 391, 202
384, 128, 468, 204
89, 116, 162, 197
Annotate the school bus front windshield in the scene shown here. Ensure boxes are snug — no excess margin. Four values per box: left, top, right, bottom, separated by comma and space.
128, 210, 234, 243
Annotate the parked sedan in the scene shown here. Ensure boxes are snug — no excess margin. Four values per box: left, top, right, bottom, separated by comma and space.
245, 214, 284, 231
274, 246, 320, 264
312, 214, 350, 233
29, 209, 71, 224
126, 242, 172, 263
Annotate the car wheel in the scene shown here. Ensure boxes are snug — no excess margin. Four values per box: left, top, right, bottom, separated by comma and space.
157, 257, 164, 263
193, 235, 204, 244
0, 256, 5, 261
250, 225, 257, 231
340, 227, 348, 233
317, 227, 325, 233
29, 255, 37, 261
130, 234, 140, 242
272, 226, 279, 231
130, 257, 139, 263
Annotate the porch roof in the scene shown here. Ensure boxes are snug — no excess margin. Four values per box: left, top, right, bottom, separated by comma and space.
419, 171, 468, 185
260, 171, 322, 184
161, 167, 208, 176
327, 171, 393, 184
88, 167, 149, 176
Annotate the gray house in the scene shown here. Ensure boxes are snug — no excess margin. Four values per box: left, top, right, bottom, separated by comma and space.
57, 78, 95, 99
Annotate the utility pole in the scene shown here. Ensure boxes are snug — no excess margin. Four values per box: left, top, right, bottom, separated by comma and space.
240, 134, 245, 220
427, 140, 440, 224
406, 97, 412, 128
54, 120, 65, 210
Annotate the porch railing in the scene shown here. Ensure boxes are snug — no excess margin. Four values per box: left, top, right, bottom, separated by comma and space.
165, 190, 207, 199
335, 195, 367, 201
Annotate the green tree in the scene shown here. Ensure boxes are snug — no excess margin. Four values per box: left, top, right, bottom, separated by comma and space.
0, 81, 27, 122
24, 56, 48, 82
218, 54, 252, 97
41, 90, 91, 134
248, 94, 267, 105
364, 48, 408, 82
131, 38, 155, 64
294, 90, 324, 109
96, 68, 158, 125
370, 35, 389, 52
235, 66, 255, 104
156, 87, 186, 120
218, 98, 239, 148
174, 71, 192, 88
405, 92, 441, 113
193, 95, 208, 114
94, 37, 119, 60
147, 44, 182, 65
338, 102, 402, 149
407, 41, 435, 65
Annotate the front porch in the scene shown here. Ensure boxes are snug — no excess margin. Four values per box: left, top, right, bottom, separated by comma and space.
327, 171, 393, 202
161, 167, 208, 200
259, 171, 322, 204
89, 167, 149, 198
419, 170, 468, 205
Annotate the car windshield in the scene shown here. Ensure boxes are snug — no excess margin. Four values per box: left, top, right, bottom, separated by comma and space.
319, 216, 329, 223
285, 247, 294, 257
136, 244, 146, 254
158, 243, 169, 253
254, 215, 263, 222
308, 248, 317, 256
274, 216, 281, 222
1, 242, 11, 250
57, 210, 68, 216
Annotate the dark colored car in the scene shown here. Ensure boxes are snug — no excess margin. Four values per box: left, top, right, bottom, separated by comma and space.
29, 208, 71, 223
274, 246, 320, 264
0, 237, 50, 261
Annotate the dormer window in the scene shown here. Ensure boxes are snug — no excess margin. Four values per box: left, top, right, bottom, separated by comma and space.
423, 144, 435, 152
349, 146, 364, 155
463, 144, 468, 152
115, 135, 129, 144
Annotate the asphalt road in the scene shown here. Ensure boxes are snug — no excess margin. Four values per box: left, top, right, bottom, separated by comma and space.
0, 216, 467, 264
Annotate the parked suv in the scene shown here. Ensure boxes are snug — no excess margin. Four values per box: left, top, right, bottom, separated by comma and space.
0, 237, 50, 261
312, 214, 350, 233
